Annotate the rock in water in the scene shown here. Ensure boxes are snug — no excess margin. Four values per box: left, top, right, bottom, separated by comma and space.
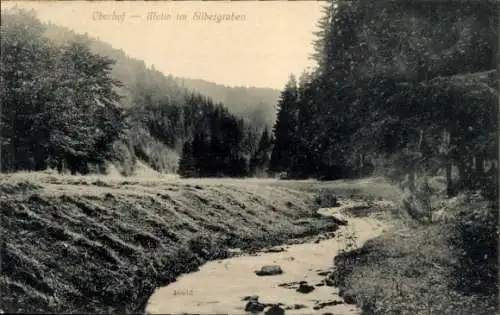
278, 281, 300, 289
313, 300, 344, 310
245, 300, 266, 313
265, 304, 286, 315
324, 278, 335, 286
284, 304, 307, 310
296, 281, 315, 294
255, 265, 283, 276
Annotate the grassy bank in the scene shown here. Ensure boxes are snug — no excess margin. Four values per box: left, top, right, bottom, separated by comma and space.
330, 193, 498, 315
0, 172, 342, 314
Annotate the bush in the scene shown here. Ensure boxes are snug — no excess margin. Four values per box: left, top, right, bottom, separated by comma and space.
110, 139, 137, 176
449, 198, 498, 296
401, 176, 433, 223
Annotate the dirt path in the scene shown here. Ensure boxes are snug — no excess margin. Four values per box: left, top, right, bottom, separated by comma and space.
146, 202, 389, 314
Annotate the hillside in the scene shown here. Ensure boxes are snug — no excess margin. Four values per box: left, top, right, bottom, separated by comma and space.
271, 0, 497, 181
44, 23, 278, 131
174, 77, 280, 130
0, 172, 344, 314
2, 9, 266, 177
44, 23, 188, 108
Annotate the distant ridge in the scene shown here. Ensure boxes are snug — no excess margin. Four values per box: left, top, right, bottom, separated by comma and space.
44, 22, 280, 131
173, 77, 280, 131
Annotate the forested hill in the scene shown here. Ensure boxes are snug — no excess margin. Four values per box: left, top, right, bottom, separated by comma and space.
1, 9, 272, 177
44, 23, 279, 131
43, 23, 192, 109
173, 78, 280, 131
267, 4, 498, 311
270, 0, 498, 196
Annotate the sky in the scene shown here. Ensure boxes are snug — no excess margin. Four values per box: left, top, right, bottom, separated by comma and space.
3, 1, 326, 90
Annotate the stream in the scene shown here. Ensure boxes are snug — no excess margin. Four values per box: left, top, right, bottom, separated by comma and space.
146, 204, 388, 314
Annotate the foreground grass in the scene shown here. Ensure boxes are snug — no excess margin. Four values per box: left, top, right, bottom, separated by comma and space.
0, 172, 346, 313
330, 207, 498, 315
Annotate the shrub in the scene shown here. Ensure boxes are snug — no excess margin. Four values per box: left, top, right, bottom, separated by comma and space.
449, 198, 498, 296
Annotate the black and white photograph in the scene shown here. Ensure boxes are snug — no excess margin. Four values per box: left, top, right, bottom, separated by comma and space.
0, 1, 498, 314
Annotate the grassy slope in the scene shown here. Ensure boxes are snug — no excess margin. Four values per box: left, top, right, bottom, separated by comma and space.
0, 172, 344, 314
329, 191, 498, 315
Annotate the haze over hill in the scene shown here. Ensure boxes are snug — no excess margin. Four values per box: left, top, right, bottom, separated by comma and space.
43, 22, 280, 131
3, 1, 323, 89
174, 77, 280, 130
2, 8, 276, 177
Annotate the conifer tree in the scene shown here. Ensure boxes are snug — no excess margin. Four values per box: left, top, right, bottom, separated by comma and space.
250, 127, 272, 175
178, 141, 197, 177
269, 75, 299, 175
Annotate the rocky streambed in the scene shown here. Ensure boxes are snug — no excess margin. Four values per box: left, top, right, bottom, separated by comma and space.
146, 201, 390, 314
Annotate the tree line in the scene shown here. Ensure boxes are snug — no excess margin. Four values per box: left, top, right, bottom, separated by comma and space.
1, 8, 270, 177
2, 3, 497, 189
267, 0, 498, 301
1, 10, 125, 174
270, 0, 498, 199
